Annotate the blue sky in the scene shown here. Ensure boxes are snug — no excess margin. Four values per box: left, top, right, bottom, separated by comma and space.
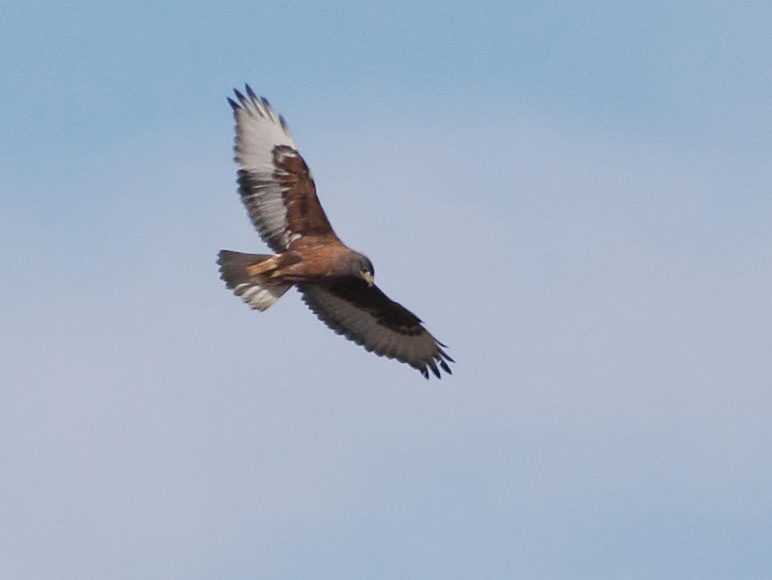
2, 1, 772, 578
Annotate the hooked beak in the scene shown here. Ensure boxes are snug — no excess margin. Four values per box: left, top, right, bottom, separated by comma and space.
361, 271, 374, 286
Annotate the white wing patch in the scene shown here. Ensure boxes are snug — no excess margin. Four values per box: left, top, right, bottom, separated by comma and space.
230, 86, 300, 252
231, 87, 296, 174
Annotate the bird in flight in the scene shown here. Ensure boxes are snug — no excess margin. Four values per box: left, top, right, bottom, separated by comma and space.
218, 86, 453, 378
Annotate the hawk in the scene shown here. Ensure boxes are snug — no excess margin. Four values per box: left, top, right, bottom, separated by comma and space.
218, 86, 453, 379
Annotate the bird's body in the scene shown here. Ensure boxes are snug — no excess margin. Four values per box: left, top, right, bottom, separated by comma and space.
218, 86, 452, 378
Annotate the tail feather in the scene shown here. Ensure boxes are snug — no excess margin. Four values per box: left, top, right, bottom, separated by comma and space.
217, 250, 292, 311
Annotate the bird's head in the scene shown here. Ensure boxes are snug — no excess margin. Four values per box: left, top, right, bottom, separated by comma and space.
350, 253, 375, 286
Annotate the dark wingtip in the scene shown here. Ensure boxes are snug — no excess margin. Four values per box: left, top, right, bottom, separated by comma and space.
245, 84, 258, 102
233, 88, 248, 108
417, 354, 454, 380
427, 359, 441, 379
227, 97, 240, 111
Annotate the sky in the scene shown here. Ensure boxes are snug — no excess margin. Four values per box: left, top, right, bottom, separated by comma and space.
2, 1, 772, 578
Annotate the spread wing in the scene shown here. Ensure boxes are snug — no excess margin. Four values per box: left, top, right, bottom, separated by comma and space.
298, 281, 453, 379
228, 86, 336, 252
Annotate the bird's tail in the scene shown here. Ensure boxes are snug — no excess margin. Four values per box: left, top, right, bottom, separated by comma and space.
217, 250, 292, 311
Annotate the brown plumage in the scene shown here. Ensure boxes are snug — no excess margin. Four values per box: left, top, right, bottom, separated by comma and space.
218, 86, 453, 378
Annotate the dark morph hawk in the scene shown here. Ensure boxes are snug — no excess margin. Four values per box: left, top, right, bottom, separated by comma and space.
218, 86, 453, 378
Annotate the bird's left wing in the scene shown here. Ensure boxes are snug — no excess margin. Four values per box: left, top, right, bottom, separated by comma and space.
298, 282, 453, 378
229, 86, 336, 252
